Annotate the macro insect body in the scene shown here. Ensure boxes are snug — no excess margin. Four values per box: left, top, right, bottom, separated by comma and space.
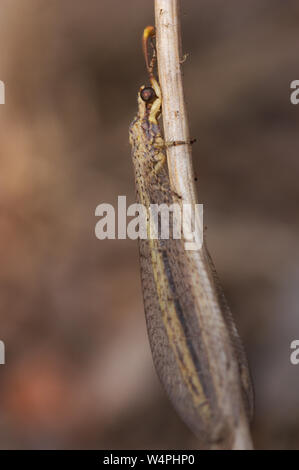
129, 26, 254, 449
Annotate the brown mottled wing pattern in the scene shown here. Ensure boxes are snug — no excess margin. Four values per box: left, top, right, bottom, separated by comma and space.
129, 98, 253, 448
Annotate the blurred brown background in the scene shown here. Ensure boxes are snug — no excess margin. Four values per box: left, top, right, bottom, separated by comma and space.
0, 0, 298, 449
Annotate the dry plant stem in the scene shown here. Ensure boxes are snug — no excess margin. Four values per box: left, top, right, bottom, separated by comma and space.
154, 0, 196, 205
154, 0, 253, 450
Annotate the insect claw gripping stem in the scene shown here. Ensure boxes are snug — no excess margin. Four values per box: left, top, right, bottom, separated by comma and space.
164, 139, 197, 148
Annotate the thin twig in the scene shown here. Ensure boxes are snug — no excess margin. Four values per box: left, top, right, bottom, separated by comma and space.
154, 0, 197, 207
154, 0, 254, 450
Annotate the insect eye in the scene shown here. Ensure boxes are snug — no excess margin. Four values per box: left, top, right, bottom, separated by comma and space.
140, 87, 156, 103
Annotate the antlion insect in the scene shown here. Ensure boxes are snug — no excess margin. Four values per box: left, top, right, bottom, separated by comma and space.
129, 26, 254, 450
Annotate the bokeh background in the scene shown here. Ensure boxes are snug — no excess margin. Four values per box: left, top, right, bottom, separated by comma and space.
0, 0, 298, 449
